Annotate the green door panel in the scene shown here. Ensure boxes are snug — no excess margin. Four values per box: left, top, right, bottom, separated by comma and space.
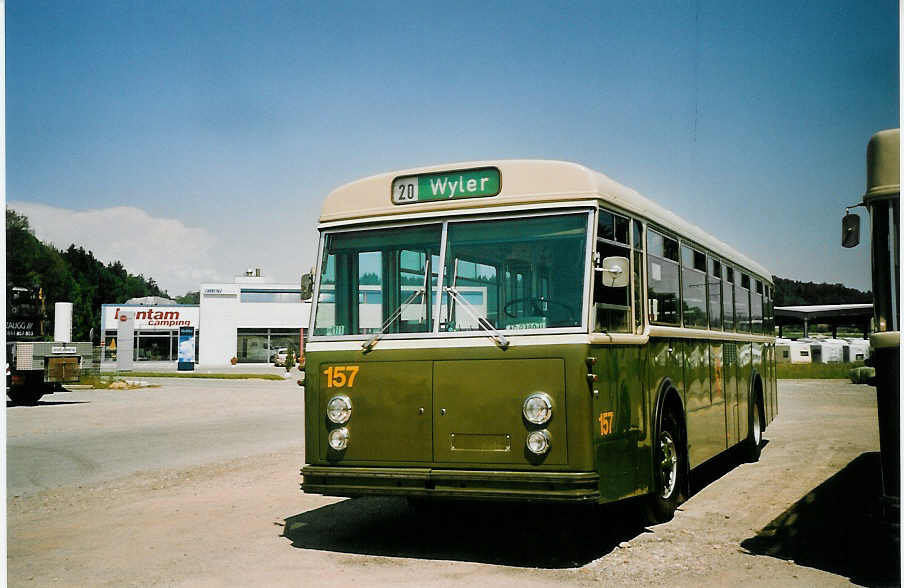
685, 340, 722, 467
433, 359, 567, 465
723, 342, 740, 445
737, 342, 751, 442
591, 345, 649, 501
709, 343, 729, 453
319, 361, 433, 462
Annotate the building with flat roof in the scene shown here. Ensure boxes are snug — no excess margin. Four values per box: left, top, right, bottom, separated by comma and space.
101, 270, 311, 368
774, 304, 873, 338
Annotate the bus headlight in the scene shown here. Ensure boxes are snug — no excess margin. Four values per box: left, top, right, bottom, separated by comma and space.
328, 427, 350, 451
327, 395, 352, 424
526, 430, 551, 455
522, 393, 553, 425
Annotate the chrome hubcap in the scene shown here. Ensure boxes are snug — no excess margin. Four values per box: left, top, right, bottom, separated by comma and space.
659, 430, 678, 500
753, 404, 761, 445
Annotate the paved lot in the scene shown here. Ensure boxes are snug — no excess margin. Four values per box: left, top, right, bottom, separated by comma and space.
7, 377, 302, 496
6, 378, 899, 586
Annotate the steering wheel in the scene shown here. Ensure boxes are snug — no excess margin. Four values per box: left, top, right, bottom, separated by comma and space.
503, 297, 577, 324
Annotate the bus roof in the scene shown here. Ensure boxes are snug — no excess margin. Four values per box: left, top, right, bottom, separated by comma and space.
320, 159, 772, 282
864, 128, 899, 202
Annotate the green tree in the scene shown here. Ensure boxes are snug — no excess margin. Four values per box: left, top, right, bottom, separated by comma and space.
176, 291, 200, 304
7, 208, 171, 342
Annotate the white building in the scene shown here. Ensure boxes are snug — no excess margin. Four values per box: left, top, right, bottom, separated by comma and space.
101, 271, 311, 368
198, 274, 310, 366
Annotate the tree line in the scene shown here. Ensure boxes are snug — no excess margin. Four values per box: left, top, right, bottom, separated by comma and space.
772, 276, 871, 306
6, 209, 172, 343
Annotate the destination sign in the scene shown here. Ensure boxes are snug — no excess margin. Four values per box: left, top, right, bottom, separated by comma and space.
392, 167, 500, 204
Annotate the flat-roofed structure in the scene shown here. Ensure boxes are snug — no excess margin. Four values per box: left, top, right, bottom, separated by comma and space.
774, 303, 873, 338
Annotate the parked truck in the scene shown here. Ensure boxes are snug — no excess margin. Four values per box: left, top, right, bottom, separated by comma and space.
6, 286, 92, 405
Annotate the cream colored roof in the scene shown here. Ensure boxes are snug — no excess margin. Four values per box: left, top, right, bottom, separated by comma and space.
319, 159, 772, 282
864, 128, 900, 201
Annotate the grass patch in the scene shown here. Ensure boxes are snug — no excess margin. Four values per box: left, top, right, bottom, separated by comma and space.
79, 374, 119, 389
77, 374, 159, 389
96, 371, 286, 381
777, 361, 866, 380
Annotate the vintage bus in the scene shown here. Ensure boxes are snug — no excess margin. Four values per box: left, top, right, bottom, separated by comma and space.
301, 161, 776, 520
841, 129, 899, 520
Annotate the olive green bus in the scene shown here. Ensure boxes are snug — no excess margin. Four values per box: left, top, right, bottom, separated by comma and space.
301, 160, 776, 520
841, 129, 899, 521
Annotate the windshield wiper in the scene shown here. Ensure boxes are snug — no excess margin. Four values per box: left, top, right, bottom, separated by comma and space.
362, 257, 432, 351
444, 286, 509, 349
361, 287, 425, 351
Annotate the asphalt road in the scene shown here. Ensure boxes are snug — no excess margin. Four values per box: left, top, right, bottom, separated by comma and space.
6, 377, 899, 587
7, 377, 304, 497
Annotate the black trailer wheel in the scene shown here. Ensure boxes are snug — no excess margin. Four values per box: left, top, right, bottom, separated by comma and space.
7, 386, 45, 406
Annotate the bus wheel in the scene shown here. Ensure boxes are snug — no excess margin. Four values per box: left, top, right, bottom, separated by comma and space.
742, 396, 763, 463
649, 411, 684, 523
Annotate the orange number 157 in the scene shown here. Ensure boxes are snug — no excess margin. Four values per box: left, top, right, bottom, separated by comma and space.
322, 366, 360, 388
598, 411, 614, 436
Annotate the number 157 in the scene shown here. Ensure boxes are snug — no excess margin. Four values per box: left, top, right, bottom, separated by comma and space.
323, 366, 359, 388
598, 411, 614, 436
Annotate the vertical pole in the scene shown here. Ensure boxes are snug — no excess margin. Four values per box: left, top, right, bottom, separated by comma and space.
803, 318, 809, 338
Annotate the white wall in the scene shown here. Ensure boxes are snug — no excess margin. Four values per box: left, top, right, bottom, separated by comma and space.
198, 283, 311, 366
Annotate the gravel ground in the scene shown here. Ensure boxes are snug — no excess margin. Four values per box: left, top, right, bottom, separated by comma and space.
6, 378, 899, 587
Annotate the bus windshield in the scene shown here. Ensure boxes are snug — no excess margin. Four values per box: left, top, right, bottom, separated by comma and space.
442, 213, 587, 332
314, 224, 442, 337
312, 212, 589, 337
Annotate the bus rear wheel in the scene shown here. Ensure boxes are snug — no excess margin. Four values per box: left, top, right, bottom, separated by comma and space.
648, 411, 685, 523
742, 396, 763, 463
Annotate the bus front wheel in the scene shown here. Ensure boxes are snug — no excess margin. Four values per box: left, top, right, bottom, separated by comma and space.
648, 411, 685, 523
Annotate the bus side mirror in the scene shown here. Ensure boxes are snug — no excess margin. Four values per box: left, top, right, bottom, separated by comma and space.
300, 273, 314, 300
597, 256, 630, 288
842, 212, 861, 248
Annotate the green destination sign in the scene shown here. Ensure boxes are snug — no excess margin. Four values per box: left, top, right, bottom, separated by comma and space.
392, 167, 501, 205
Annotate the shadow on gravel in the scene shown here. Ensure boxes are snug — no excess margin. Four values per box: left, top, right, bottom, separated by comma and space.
6, 400, 90, 407
741, 452, 900, 587
688, 441, 770, 497
283, 498, 650, 568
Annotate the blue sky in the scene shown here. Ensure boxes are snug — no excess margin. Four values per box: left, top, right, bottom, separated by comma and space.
6, 1, 899, 294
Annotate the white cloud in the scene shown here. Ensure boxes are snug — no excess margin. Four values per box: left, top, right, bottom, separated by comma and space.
9, 202, 227, 296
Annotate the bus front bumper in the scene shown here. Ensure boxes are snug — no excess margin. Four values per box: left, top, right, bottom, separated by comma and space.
301, 466, 600, 502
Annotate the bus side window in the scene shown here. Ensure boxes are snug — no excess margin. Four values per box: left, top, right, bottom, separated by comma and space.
752, 279, 764, 334
595, 210, 631, 333
724, 266, 736, 331
736, 274, 751, 333
681, 246, 708, 328
647, 229, 680, 325
633, 219, 644, 333
709, 258, 723, 330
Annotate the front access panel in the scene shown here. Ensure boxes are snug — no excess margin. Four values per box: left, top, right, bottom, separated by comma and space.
433, 358, 567, 465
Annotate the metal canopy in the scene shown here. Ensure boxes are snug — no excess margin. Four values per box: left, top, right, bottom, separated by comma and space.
775, 304, 873, 338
